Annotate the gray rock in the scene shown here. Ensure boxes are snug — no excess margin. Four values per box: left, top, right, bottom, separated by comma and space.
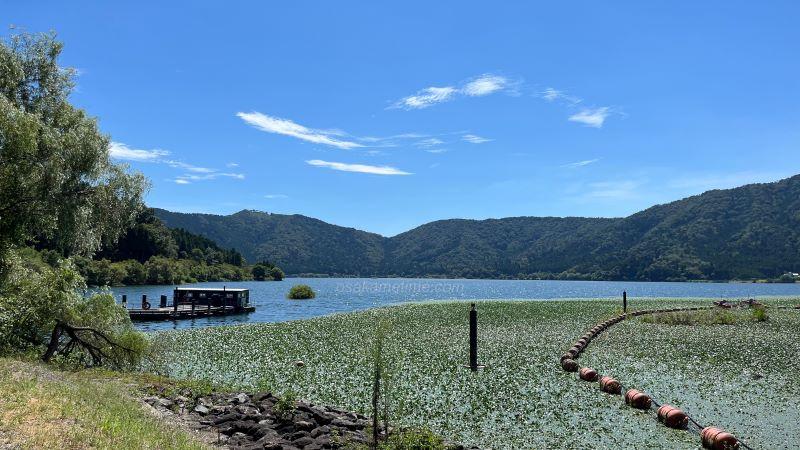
330, 417, 358, 429
309, 426, 329, 438
294, 420, 314, 431
235, 393, 250, 404
158, 398, 174, 408
292, 435, 314, 447
193, 404, 210, 415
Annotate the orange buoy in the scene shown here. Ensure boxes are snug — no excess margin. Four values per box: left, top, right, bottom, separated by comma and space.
701, 427, 739, 449
561, 358, 579, 372
657, 405, 688, 429
579, 367, 598, 382
599, 376, 621, 394
624, 389, 652, 409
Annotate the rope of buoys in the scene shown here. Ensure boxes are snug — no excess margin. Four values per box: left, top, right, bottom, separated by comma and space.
557, 303, 764, 449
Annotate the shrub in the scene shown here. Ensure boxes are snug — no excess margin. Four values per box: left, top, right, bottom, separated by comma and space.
287, 284, 315, 300
752, 306, 768, 322
379, 428, 446, 450
269, 266, 284, 281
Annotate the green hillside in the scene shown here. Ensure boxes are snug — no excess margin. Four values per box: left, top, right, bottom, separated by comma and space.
155, 175, 800, 281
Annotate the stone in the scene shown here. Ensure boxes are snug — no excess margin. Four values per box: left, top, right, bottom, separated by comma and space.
235, 393, 250, 404
294, 360, 305, 367
330, 418, 358, 429
142, 396, 159, 406
213, 412, 241, 425
193, 404, 210, 416
175, 395, 190, 404
294, 420, 314, 431
309, 426, 330, 438
291, 436, 314, 447
158, 398, 174, 408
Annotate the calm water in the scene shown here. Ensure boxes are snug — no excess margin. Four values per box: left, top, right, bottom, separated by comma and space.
107, 278, 800, 332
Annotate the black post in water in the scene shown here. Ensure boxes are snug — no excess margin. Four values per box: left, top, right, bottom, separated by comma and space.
469, 303, 478, 371
160, 295, 167, 308
121, 294, 127, 309
173, 294, 178, 313
141, 294, 150, 310
623, 290, 627, 313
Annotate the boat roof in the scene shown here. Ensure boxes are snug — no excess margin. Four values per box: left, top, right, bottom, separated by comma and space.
174, 287, 249, 292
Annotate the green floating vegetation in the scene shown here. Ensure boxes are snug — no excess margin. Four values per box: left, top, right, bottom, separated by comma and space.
145, 298, 800, 449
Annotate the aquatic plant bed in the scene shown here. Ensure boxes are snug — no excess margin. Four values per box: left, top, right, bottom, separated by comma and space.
146, 298, 800, 449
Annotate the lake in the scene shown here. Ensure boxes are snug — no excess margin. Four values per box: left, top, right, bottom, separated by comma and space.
107, 278, 800, 332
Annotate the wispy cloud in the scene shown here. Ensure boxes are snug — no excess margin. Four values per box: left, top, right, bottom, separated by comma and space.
391, 73, 517, 110
462, 74, 509, 96
264, 194, 289, 199
569, 107, 611, 128
562, 158, 600, 168
306, 159, 412, 175
415, 138, 445, 148
109, 142, 168, 161
425, 148, 448, 154
237, 112, 363, 149
110, 141, 244, 184
540, 87, 582, 105
462, 134, 491, 144
391, 86, 458, 110
174, 172, 245, 184
226, 162, 239, 168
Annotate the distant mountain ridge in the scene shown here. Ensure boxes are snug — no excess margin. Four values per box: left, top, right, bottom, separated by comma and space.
154, 174, 800, 281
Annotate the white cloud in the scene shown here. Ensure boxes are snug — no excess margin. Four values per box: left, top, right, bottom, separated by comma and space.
226, 162, 239, 168
425, 148, 448, 154
391, 74, 517, 110
306, 159, 411, 175
667, 171, 792, 191
173, 179, 190, 185
540, 87, 582, 105
415, 138, 445, 148
392, 86, 458, 110
462, 74, 508, 96
166, 160, 215, 173
462, 134, 491, 144
264, 194, 288, 199
569, 107, 611, 128
237, 112, 363, 149
562, 158, 600, 168
175, 172, 245, 183
109, 142, 168, 161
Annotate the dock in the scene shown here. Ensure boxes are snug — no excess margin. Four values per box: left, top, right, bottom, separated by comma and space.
127, 304, 256, 321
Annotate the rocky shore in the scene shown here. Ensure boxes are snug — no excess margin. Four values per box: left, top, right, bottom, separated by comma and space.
143, 391, 471, 450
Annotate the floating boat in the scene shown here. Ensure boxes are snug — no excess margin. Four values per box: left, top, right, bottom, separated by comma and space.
124, 287, 255, 321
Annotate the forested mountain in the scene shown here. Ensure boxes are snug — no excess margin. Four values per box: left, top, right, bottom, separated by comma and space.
155, 175, 800, 281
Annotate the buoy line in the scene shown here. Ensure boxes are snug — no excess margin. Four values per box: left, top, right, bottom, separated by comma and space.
558, 304, 776, 450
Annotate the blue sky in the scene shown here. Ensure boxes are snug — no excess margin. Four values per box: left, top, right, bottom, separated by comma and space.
5, 1, 800, 236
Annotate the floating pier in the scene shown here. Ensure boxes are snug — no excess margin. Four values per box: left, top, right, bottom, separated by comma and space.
124, 287, 255, 322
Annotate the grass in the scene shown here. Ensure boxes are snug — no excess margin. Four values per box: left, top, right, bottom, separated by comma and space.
0, 357, 210, 449
144, 297, 800, 449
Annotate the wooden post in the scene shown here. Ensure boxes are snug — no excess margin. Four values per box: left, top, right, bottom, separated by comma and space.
121, 294, 127, 309
141, 294, 150, 310
469, 303, 478, 371
173, 293, 178, 313
623, 291, 628, 313
191, 297, 196, 316
160, 295, 167, 308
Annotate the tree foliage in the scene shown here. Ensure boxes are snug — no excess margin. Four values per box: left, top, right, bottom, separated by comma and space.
0, 32, 146, 268
0, 252, 146, 368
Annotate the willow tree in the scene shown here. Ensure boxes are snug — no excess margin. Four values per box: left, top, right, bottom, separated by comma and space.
0, 32, 147, 365
0, 31, 146, 275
